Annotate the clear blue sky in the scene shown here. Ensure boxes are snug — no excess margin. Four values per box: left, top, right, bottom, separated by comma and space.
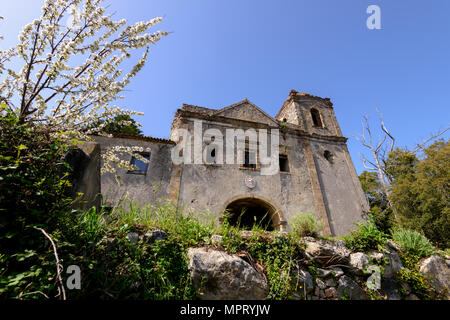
1, 0, 449, 174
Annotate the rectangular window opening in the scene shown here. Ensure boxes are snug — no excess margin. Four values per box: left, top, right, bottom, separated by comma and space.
279, 155, 289, 172
127, 152, 150, 175
243, 149, 257, 169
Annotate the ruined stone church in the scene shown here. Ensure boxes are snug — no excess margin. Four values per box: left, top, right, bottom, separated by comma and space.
80, 90, 368, 236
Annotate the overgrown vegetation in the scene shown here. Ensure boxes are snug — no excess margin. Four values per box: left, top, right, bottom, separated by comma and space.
359, 139, 449, 248
289, 212, 323, 238
342, 221, 388, 252
392, 229, 435, 258
396, 252, 435, 300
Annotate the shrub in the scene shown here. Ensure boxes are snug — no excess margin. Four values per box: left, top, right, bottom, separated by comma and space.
0, 105, 73, 299
392, 229, 435, 258
289, 213, 323, 238
342, 221, 388, 252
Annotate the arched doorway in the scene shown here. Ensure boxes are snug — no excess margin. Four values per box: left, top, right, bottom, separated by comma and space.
223, 196, 283, 231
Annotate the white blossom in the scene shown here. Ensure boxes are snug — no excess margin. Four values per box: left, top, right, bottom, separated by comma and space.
0, 0, 168, 178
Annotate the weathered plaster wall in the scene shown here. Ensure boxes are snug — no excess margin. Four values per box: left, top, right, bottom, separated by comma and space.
310, 139, 368, 235
83, 92, 368, 237
172, 118, 317, 230
67, 141, 101, 211
92, 136, 173, 207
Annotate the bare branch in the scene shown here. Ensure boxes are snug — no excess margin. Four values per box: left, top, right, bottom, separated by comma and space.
34, 227, 66, 300
377, 108, 395, 152
413, 124, 450, 151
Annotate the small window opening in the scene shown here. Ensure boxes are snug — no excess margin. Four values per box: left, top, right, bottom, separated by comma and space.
324, 150, 334, 163
279, 155, 289, 172
311, 108, 323, 127
243, 149, 256, 169
205, 147, 216, 164
128, 152, 150, 175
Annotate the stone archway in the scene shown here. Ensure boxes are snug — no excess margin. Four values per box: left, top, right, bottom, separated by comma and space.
222, 195, 285, 231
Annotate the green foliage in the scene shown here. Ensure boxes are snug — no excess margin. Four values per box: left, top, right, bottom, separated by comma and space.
392, 229, 435, 258
112, 200, 216, 247
94, 114, 143, 136
60, 208, 197, 299
358, 171, 393, 233
0, 105, 73, 299
396, 252, 434, 300
219, 228, 303, 300
388, 141, 450, 248
342, 221, 388, 252
289, 212, 323, 238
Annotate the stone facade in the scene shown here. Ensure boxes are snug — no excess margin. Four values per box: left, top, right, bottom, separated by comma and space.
88, 90, 369, 236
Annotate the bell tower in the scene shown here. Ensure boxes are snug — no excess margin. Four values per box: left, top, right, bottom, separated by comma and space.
276, 90, 343, 138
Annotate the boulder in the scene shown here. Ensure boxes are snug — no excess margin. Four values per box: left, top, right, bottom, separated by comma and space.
337, 275, 367, 300
325, 278, 337, 287
381, 278, 401, 300
419, 254, 450, 297
187, 247, 268, 300
304, 240, 351, 266
294, 269, 314, 292
325, 287, 338, 299
316, 268, 332, 278
386, 240, 401, 252
369, 252, 385, 261
330, 267, 345, 278
316, 278, 327, 290
126, 232, 139, 244
349, 252, 370, 275
383, 252, 403, 278
143, 229, 167, 244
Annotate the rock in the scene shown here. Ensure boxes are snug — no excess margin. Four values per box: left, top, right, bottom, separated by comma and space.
330, 267, 344, 278
399, 282, 411, 296
187, 247, 268, 300
325, 278, 337, 287
316, 278, 327, 290
126, 232, 139, 244
337, 275, 367, 300
144, 229, 167, 244
274, 231, 288, 241
304, 240, 351, 266
240, 230, 253, 239
405, 294, 420, 300
319, 289, 326, 299
314, 286, 320, 297
293, 269, 314, 293
382, 278, 401, 300
210, 234, 223, 245
386, 240, 401, 252
325, 287, 338, 298
419, 254, 450, 297
349, 252, 370, 275
369, 252, 385, 261
383, 252, 403, 278
316, 268, 332, 278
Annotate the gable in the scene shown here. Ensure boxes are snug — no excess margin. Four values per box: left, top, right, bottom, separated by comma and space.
214, 99, 278, 126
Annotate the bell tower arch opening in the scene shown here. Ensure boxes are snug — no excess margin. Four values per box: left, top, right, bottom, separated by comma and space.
223, 197, 282, 231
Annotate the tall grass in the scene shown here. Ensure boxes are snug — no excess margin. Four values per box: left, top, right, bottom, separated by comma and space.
289, 212, 324, 238
392, 229, 435, 258
110, 199, 217, 246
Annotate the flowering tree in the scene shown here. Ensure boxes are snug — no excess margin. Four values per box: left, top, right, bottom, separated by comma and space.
0, 0, 167, 176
